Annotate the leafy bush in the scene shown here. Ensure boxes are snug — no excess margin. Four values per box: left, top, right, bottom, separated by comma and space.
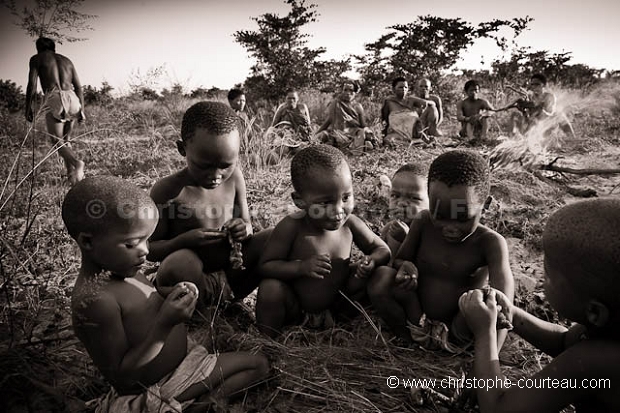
0, 80, 25, 113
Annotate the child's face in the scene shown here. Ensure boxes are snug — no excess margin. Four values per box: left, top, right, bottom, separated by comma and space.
393, 81, 409, 99
466, 85, 480, 99
542, 258, 589, 324
285, 92, 299, 108
297, 163, 354, 231
88, 213, 158, 278
230, 94, 246, 112
340, 84, 356, 103
182, 129, 240, 189
417, 80, 431, 98
428, 181, 483, 243
528, 79, 544, 95
389, 172, 428, 224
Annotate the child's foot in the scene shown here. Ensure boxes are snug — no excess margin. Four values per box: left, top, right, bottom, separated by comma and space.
67, 161, 85, 185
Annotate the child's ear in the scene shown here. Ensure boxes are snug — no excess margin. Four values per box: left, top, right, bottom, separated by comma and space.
176, 140, 187, 157
291, 192, 306, 210
585, 300, 610, 328
76, 232, 94, 251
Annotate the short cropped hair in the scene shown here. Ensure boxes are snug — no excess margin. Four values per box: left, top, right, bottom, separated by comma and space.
428, 150, 490, 197
291, 144, 348, 193
62, 176, 156, 239
392, 76, 407, 88
531, 73, 547, 86
36, 37, 55, 53
543, 198, 620, 309
342, 81, 360, 93
227, 88, 245, 101
394, 163, 427, 179
464, 80, 480, 92
180, 101, 239, 141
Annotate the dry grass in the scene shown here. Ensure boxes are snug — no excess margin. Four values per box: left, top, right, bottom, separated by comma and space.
1, 82, 619, 412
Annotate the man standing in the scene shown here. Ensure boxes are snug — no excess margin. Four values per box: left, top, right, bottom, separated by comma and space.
26, 37, 85, 185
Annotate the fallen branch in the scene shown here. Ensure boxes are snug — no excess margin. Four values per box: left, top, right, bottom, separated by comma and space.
539, 164, 620, 175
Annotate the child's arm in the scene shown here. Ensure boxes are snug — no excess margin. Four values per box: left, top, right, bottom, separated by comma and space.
259, 216, 330, 280
356, 103, 367, 128
460, 290, 618, 413
347, 215, 391, 278
393, 210, 427, 269
433, 95, 443, 125
225, 168, 253, 241
482, 231, 515, 346
456, 99, 468, 124
380, 100, 390, 136
380, 220, 409, 260
301, 104, 311, 126
76, 284, 196, 390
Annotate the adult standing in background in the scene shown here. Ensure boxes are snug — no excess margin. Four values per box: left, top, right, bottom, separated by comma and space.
26, 37, 86, 185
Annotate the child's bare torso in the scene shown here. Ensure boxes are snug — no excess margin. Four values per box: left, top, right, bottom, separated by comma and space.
461, 98, 488, 117
414, 221, 488, 322
72, 273, 187, 392
288, 217, 354, 312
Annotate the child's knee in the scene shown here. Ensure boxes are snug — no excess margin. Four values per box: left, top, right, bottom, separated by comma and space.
254, 354, 271, 378
257, 279, 289, 305
367, 266, 396, 299
157, 249, 203, 285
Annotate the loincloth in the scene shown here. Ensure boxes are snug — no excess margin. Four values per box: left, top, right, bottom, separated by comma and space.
43, 87, 81, 122
95, 340, 218, 413
407, 314, 472, 354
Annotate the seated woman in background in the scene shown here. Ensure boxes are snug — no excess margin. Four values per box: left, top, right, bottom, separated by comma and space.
272, 89, 312, 140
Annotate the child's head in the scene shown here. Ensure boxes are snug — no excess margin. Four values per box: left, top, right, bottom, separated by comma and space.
285, 89, 299, 108
392, 77, 408, 99
36, 37, 55, 53
464, 80, 480, 98
416, 78, 432, 98
178, 101, 240, 189
227, 88, 246, 112
291, 144, 353, 231
529, 73, 547, 93
62, 176, 158, 277
340, 81, 360, 103
389, 163, 429, 224
427, 150, 490, 243
542, 199, 620, 328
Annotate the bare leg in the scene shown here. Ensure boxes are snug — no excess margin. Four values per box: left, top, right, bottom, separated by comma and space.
63, 120, 84, 183
45, 114, 82, 184
177, 352, 270, 403
157, 249, 212, 304
255, 278, 300, 338
421, 105, 442, 136
368, 266, 417, 341
480, 117, 489, 140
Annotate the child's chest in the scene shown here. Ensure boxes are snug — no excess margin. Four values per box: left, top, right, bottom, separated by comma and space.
168, 184, 236, 231
114, 279, 166, 341
416, 231, 486, 281
290, 227, 353, 260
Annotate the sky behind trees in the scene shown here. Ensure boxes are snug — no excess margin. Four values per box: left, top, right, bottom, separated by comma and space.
1, 0, 618, 93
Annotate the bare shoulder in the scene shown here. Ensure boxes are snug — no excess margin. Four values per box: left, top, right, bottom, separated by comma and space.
344, 214, 369, 231
232, 165, 245, 184
150, 170, 187, 204
476, 225, 508, 250
556, 338, 620, 375
430, 94, 442, 104
71, 280, 120, 328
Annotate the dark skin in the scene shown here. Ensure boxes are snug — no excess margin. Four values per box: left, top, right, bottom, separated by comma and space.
26, 46, 86, 184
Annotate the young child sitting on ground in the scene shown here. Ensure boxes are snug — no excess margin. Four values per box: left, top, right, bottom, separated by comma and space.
148, 101, 272, 309
256, 144, 391, 337
65, 176, 269, 412
380, 163, 429, 258
456, 80, 496, 142
460, 198, 620, 412
368, 150, 514, 351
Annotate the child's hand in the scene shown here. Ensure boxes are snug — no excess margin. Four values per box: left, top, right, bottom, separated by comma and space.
224, 218, 251, 242
355, 255, 375, 279
458, 289, 497, 337
302, 254, 331, 279
395, 260, 418, 290
159, 282, 198, 327
388, 220, 409, 242
180, 228, 226, 247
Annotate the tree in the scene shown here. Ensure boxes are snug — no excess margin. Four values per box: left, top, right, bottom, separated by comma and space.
0, 79, 25, 113
234, 0, 350, 101
355, 15, 532, 89
3, 0, 96, 43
